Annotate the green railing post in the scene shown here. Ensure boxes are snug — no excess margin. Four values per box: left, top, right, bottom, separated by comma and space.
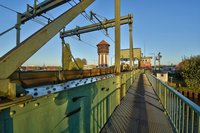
186, 103, 189, 133
176, 97, 178, 130
178, 99, 181, 132
146, 73, 200, 133
198, 115, 200, 133
182, 103, 185, 133
164, 86, 167, 113
191, 110, 194, 133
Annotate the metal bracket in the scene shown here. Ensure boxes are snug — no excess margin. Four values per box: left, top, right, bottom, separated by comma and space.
0, 79, 16, 99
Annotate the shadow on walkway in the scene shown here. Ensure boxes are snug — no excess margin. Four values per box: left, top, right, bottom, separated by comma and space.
101, 74, 173, 133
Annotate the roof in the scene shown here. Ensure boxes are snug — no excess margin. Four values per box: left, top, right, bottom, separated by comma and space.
96, 40, 110, 46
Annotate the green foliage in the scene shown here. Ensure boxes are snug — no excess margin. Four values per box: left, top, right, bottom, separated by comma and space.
179, 55, 200, 91
69, 58, 86, 70
82, 58, 87, 65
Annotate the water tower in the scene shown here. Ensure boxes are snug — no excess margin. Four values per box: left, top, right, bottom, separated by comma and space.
97, 40, 110, 67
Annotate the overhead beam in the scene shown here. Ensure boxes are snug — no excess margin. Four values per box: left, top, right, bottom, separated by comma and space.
20, 0, 71, 24
16, 0, 72, 45
0, 0, 94, 80
60, 14, 133, 38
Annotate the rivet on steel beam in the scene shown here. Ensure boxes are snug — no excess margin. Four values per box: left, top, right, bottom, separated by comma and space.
64, 87, 67, 89
34, 88, 37, 91
34, 103, 40, 107
10, 110, 16, 116
53, 88, 56, 91
19, 103, 25, 108
67, 85, 69, 87
46, 87, 50, 90
25, 90, 29, 94
34, 92, 38, 96
101, 87, 105, 91
76, 83, 79, 86
20, 93, 25, 97
47, 90, 51, 94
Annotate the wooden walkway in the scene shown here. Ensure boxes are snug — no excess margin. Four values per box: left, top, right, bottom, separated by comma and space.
101, 74, 174, 133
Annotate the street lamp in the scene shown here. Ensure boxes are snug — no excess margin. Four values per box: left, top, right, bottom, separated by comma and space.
157, 52, 162, 72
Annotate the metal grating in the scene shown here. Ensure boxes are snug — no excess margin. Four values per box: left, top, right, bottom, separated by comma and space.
101, 74, 174, 133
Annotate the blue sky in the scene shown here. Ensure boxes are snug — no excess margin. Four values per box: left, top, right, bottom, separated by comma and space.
0, 0, 200, 66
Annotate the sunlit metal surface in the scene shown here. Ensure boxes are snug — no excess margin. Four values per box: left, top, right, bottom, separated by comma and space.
26, 74, 115, 98
146, 73, 200, 133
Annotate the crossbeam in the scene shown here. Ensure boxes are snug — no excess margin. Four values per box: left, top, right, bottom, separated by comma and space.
60, 14, 133, 38
16, 0, 72, 45
20, 0, 71, 24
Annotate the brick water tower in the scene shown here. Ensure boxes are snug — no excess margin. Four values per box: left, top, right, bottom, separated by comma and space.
97, 40, 110, 68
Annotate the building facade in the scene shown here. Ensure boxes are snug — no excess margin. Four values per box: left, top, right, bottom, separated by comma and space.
140, 56, 152, 69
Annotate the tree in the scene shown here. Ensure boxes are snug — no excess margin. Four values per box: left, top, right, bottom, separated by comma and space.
179, 55, 200, 91
69, 58, 84, 70
82, 58, 87, 65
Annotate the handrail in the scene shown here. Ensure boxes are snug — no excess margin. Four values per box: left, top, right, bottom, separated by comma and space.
151, 74, 200, 114
146, 73, 200, 133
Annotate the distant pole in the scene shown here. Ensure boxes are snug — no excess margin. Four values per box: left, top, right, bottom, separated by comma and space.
158, 52, 162, 72
115, 0, 120, 74
170, 77, 173, 84
154, 54, 156, 71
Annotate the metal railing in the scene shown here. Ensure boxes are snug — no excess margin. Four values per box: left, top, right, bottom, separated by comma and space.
146, 73, 200, 133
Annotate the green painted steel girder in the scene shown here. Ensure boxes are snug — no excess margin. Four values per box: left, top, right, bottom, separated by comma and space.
20, 0, 72, 24
0, 71, 141, 133
0, 0, 94, 80
60, 14, 133, 38
115, 0, 121, 74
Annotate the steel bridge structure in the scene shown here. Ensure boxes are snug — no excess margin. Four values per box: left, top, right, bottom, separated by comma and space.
0, 0, 200, 133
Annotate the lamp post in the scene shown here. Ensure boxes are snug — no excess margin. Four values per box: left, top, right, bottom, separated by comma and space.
157, 52, 162, 72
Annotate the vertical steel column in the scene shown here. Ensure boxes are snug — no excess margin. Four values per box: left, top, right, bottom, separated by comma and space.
129, 21, 133, 70
62, 39, 65, 70
16, 13, 21, 45
115, 0, 120, 74
115, 0, 121, 106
